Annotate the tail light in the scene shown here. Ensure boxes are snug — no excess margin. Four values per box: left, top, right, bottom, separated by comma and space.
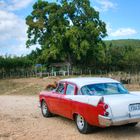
104, 111, 109, 117
103, 104, 109, 116
98, 97, 109, 117
103, 104, 109, 110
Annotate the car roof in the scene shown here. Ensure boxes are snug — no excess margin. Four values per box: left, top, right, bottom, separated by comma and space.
60, 77, 120, 88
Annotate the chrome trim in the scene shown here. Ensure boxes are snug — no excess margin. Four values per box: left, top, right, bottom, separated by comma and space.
98, 114, 140, 127
98, 115, 112, 126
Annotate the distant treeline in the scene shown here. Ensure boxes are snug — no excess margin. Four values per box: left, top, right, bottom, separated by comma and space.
105, 39, 140, 48
0, 56, 33, 72
103, 39, 140, 72
0, 39, 140, 73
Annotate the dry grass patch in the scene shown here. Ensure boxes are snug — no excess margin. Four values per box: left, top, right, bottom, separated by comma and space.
0, 77, 140, 96
0, 77, 60, 95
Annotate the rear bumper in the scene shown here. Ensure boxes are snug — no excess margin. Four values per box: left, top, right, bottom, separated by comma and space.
98, 115, 140, 127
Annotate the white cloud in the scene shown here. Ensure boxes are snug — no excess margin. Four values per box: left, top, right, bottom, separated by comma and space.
94, 0, 117, 11
0, 0, 37, 56
0, 10, 39, 56
0, 0, 33, 11
0, 44, 37, 56
0, 0, 5, 6
0, 10, 27, 41
12, 44, 38, 56
0, 10, 37, 56
111, 28, 137, 37
106, 23, 112, 33
106, 23, 137, 37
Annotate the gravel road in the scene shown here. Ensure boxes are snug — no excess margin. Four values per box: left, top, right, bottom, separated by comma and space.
0, 95, 140, 140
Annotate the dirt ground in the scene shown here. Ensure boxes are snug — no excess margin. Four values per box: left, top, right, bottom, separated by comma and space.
1, 95, 140, 140
0, 77, 140, 140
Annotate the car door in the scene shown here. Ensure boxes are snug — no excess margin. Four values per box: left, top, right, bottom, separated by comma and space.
58, 83, 77, 119
48, 82, 65, 114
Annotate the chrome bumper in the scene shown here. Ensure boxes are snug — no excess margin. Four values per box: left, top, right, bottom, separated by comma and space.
98, 115, 140, 127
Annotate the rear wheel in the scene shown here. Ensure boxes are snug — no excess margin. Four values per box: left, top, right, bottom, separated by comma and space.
75, 114, 92, 134
41, 100, 52, 117
125, 122, 138, 127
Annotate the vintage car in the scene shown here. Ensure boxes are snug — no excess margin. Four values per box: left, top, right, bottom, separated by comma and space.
39, 77, 140, 134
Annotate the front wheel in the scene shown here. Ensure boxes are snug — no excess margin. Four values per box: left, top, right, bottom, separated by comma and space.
41, 100, 52, 117
75, 114, 92, 134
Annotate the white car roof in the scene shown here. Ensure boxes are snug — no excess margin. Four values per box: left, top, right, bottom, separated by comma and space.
60, 77, 120, 88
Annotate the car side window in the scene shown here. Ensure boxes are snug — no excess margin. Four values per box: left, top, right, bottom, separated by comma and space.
66, 84, 75, 95
81, 86, 89, 95
56, 83, 65, 94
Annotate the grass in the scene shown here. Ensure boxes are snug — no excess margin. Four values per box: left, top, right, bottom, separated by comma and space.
0, 79, 25, 94
0, 78, 46, 95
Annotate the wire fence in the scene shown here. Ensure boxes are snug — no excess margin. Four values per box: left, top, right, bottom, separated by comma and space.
0, 69, 140, 85
0, 71, 36, 79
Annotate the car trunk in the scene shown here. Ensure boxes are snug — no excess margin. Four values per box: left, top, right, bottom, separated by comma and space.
103, 94, 140, 119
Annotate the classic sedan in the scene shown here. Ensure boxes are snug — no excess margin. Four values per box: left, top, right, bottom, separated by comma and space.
39, 77, 140, 133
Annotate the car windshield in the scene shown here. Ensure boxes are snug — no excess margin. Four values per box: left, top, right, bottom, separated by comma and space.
81, 83, 129, 96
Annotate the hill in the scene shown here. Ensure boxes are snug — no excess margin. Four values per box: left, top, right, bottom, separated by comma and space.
105, 39, 140, 47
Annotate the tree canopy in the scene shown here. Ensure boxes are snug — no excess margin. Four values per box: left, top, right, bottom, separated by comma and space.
26, 0, 107, 66
0, 39, 140, 73
1, 1, 140, 76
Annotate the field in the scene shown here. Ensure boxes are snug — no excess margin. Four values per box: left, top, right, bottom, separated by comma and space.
0, 77, 140, 96
0, 77, 60, 96
0, 77, 140, 140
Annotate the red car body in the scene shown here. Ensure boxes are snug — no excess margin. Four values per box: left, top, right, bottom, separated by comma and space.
39, 80, 106, 127
39, 77, 140, 133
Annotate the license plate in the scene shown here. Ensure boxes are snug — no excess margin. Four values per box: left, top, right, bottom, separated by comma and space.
129, 104, 140, 112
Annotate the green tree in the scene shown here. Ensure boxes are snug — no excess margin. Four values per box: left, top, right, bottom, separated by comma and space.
26, 0, 107, 66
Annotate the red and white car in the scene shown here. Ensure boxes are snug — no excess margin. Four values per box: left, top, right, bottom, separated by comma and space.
39, 77, 140, 133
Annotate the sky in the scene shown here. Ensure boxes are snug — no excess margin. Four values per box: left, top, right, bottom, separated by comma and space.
0, 0, 140, 56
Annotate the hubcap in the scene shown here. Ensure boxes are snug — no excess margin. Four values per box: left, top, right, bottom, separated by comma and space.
76, 115, 85, 130
42, 102, 48, 115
